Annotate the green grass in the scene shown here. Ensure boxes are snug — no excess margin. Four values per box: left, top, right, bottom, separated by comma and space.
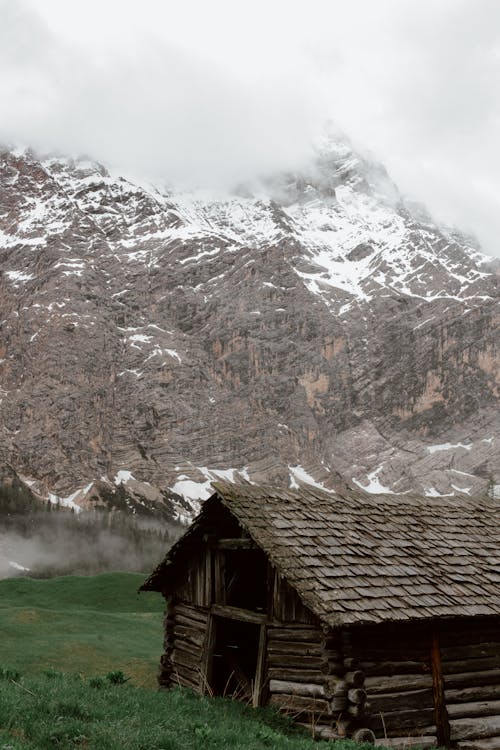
0, 574, 376, 749
0, 672, 371, 750
0, 573, 164, 686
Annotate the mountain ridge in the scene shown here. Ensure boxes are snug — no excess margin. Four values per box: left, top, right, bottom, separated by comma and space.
0, 133, 499, 516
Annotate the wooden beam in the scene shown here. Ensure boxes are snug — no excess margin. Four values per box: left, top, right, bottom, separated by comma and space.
211, 604, 267, 624
200, 613, 216, 695
431, 629, 451, 748
253, 623, 267, 707
213, 549, 225, 604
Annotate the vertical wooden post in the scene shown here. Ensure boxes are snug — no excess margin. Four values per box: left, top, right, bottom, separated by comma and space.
266, 563, 275, 620
214, 550, 226, 604
253, 623, 267, 707
430, 629, 450, 748
204, 546, 212, 608
201, 613, 216, 694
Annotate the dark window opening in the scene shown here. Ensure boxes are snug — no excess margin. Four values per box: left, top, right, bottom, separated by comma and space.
223, 549, 267, 611
210, 617, 260, 701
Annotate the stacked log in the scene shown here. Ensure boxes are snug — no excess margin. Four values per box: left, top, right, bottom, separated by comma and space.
267, 623, 333, 726
267, 624, 375, 742
166, 600, 209, 691
338, 637, 374, 741
440, 621, 500, 750
158, 598, 175, 688
347, 624, 437, 745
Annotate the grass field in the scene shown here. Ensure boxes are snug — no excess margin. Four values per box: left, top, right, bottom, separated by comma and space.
0, 573, 374, 749
0, 572, 164, 686
0, 671, 373, 750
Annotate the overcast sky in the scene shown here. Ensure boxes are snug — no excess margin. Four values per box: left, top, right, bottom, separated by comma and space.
1, 0, 499, 256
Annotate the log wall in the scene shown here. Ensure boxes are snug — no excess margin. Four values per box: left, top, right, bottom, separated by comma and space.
441, 618, 500, 750
159, 598, 210, 691
266, 622, 375, 742
267, 621, 341, 738
348, 622, 437, 745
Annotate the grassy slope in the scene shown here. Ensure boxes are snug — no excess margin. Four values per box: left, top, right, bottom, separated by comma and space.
0, 573, 164, 686
0, 673, 371, 750
0, 574, 374, 750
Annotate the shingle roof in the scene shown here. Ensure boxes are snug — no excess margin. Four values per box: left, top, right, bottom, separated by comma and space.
142, 481, 500, 627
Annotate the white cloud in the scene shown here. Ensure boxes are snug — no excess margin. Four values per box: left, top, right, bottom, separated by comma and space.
1, 0, 499, 256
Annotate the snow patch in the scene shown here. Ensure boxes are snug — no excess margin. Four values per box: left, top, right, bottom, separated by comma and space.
451, 484, 472, 495
427, 442, 473, 454
165, 349, 181, 363
114, 470, 135, 485
352, 464, 395, 494
289, 465, 335, 493
128, 334, 152, 347
171, 478, 212, 502
47, 484, 91, 512
425, 487, 454, 498
5, 270, 35, 283
170, 465, 252, 504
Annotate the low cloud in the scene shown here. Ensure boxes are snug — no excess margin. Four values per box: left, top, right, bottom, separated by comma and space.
1, 0, 499, 255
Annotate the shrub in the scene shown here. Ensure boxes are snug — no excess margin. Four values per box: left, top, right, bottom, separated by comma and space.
105, 670, 128, 685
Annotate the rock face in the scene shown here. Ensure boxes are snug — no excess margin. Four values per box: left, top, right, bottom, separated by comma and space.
0, 134, 499, 516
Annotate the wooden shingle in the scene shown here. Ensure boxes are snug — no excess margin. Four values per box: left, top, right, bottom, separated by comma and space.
142, 481, 500, 627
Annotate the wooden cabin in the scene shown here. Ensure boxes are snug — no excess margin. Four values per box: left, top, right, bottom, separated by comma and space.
141, 481, 500, 748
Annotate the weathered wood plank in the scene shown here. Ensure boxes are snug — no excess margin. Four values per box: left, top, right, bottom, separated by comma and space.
448, 701, 500, 720
446, 687, 500, 705
269, 679, 326, 698
365, 674, 434, 694
360, 660, 430, 676
377, 736, 437, 748
269, 693, 331, 715
267, 626, 323, 641
172, 647, 201, 671
268, 653, 325, 669
175, 601, 209, 623
173, 625, 205, 648
457, 737, 500, 750
253, 623, 267, 708
200, 613, 216, 695
268, 668, 331, 684
450, 717, 500, 742
445, 670, 500, 690
370, 688, 434, 713
443, 657, 500, 674
211, 604, 266, 624
173, 612, 207, 631
213, 549, 225, 605
267, 640, 324, 656
371, 708, 436, 732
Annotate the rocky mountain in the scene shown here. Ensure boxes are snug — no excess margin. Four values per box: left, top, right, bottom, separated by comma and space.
0, 132, 499, 519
